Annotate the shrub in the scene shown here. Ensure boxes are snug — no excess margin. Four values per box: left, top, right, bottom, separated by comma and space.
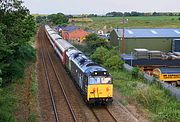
104, 55, 124, 70
91, 47, 124, 70
84, 33, 110, 55
131, 67, 139, 78
90, 47, 109, 64
2, 44, 36, 84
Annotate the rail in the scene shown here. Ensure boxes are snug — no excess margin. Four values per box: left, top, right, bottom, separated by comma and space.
43, 27, 78, 122
40, 28, 60, 122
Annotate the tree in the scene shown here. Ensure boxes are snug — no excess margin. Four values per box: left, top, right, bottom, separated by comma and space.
106, 12, 123, 17
84, 33, 110, 55
169, 13, 173, 16
131, 11, 144, 16
152, 12, 160, 16
85, 33, 99, 43
47, 13, 68, 25
0, 0, 36, 83
124, 12, 131, 16
91, 47, 124, 70
36, 16, 47, 24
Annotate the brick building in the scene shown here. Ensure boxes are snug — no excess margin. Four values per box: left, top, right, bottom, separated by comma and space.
60, 26, 89, 43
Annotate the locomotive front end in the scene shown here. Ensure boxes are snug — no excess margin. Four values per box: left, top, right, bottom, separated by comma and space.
87, 71, 113, 104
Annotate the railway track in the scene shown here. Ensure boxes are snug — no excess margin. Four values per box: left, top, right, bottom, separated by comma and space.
114, 99, 139, 122
90, 106, 118, 122
38, 28, 59, 122
39, 27, 78, 122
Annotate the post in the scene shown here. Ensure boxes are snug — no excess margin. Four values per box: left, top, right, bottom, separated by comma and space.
121, 14, 125, 54
131, 52, 133, 66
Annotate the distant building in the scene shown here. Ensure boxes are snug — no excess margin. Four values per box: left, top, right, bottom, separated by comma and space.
110, 28, 180, 53
60, 26, 89, 43
97, 30, 104, 36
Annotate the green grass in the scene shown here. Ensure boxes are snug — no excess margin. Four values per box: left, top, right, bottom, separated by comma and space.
111, 69, 180, 121
0, 84, 17, 122
31, 65, 38, 96
76, 16, 180, 31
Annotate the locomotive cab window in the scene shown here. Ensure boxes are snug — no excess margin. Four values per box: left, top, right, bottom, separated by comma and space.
88, 76, 112, 84
88, 77, 101, 84
101, 77, 112, 84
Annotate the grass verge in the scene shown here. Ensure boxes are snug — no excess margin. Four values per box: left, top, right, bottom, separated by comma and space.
0, 85, 17, 122
111, 69, 180, 121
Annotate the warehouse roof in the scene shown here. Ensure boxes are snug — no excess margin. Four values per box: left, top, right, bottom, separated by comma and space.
114, 28, 180, 38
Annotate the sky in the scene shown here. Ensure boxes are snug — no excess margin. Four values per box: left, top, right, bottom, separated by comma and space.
23, 0, 180, 15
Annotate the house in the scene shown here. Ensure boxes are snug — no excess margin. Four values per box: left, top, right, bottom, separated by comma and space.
60, 26, 89, 43
110, 28, 180, 53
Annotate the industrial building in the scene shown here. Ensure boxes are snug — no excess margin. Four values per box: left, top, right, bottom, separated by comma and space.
110, 28, 180, 53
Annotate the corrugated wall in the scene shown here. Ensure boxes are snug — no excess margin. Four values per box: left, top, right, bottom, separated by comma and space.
124, 38, 172, 53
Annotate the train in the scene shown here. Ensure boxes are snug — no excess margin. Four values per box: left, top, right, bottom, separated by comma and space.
44, 25, 113, 104
153, 68, 180, 86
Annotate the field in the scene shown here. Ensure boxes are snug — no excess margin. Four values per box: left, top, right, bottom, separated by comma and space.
69, 18, 93, 22
76, 16, 180, 31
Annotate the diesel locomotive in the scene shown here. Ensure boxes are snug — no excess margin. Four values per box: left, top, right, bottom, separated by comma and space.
45, 25, 113, 104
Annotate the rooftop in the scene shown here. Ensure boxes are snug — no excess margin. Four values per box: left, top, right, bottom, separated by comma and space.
59, 26, 79, 32
114, 28, 180, 38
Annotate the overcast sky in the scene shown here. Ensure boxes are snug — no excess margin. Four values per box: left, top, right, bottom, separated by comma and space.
23, 0, 180, 15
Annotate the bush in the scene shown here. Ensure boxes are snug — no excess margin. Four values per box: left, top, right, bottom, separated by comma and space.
90, 47, 109, 64
84, 33, 110, 55
104, 55, 124, 70
131, 67, 139, 78
1, 44, 36, 84
91, 47, 124, 70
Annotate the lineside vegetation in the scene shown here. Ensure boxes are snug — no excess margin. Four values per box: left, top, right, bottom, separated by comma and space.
0, 0, 36, 121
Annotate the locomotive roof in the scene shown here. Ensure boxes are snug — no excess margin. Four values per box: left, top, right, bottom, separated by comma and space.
66, 48, 107, 76
84, 66, 107, 76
